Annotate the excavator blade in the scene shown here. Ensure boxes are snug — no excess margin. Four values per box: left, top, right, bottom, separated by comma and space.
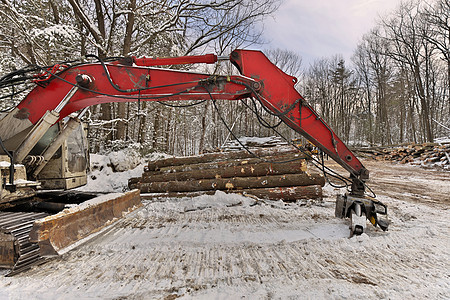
335, 194, 388, 236
29, 189, 142, 256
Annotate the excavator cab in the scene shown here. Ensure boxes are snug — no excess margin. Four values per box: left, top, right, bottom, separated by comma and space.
29, 120, 89, 190
0, 119, 88, 207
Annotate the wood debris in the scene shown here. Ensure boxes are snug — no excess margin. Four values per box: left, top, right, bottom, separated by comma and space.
353, 142, 450, 169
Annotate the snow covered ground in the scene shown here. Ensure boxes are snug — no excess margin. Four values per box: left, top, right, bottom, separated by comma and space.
0, 155, 448, 299
75, 151, 171, 193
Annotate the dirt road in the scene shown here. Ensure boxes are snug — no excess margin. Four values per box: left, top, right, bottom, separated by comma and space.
366, 160, 450, 207
0, 160, 448, 299
326, 158, 450, 207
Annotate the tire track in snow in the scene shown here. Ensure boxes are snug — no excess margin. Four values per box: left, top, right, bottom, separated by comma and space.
0, 189, 448, 299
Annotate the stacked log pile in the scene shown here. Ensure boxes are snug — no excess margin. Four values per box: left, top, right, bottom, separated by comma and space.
129, 146, 325, 202
353, 142, 450, 169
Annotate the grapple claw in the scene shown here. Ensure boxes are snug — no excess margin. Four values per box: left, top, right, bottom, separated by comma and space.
335, 193, 389, 234
377, 218, 389, 231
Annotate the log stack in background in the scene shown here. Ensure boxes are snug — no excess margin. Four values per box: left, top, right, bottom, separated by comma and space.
353, 142, 450, 169
129, 146, 325, 202
221, 136, 288, 151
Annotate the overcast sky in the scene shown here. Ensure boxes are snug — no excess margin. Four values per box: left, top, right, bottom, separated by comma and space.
257, 0, 404, 67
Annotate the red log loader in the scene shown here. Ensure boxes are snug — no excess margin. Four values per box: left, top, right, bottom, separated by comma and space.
0, 49, 388, 275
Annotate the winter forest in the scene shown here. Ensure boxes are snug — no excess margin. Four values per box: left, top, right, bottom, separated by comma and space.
0, 0, 448, 156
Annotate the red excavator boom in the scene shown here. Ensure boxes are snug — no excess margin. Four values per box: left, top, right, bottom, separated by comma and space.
12, 50, 366, 178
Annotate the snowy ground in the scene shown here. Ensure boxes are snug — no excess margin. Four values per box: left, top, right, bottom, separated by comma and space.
75, 151, 171, 193
0, 157, 448, 299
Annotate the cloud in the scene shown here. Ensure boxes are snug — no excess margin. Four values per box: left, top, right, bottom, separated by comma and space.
259, 0, 402, 66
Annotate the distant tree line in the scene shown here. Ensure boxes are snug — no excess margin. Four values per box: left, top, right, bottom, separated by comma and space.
0, 0, 448, 155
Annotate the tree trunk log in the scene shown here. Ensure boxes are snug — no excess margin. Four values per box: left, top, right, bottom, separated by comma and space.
148, 153, 305, 175
241, 185, 322, 201
138, 173, 324, 193
146, 146, 301, 171
141, 160, 307, 182
140, 185, 322, 201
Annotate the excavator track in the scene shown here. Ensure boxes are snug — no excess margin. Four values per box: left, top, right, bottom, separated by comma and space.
0, 212, 49, 276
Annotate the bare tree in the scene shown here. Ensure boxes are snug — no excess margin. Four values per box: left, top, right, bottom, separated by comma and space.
422, 0, 450, 87
352, 40, 374, 145
265, 48, 303, 79
378, 0, 435, 142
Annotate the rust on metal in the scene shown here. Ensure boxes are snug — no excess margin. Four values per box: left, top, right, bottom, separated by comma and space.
0, 231, 16, 268
13, 108, 30, 120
